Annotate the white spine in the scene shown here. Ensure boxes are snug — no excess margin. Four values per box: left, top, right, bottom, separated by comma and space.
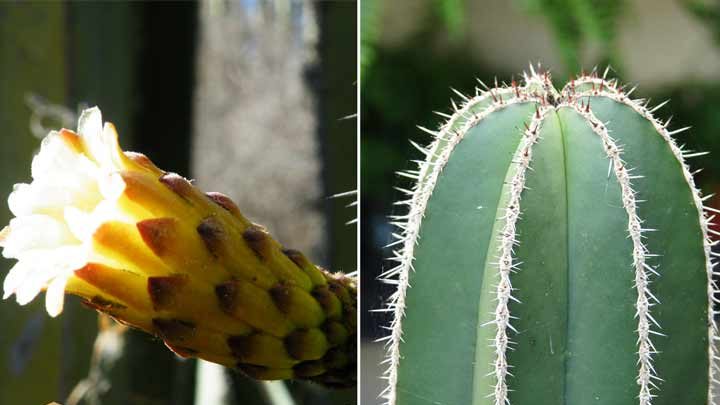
565, 101, 659, 404
381, 69, 716, 405
489, 105, 549, 405
572, 81, 719, 403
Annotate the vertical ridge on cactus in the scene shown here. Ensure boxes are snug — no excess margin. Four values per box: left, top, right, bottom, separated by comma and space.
0, 107, 357, 387
381, 66, 717, 405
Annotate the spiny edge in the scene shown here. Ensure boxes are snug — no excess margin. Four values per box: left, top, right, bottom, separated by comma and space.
571, 83, 718, 403
485, 104, 550, 405
563, 100, 659, 404
378, 70, 546, 405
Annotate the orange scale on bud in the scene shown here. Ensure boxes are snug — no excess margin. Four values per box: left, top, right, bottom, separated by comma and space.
148, 275, 253, 336
70, 263, 153, 312
123, 151, 165, 175
92, 221, 170, 277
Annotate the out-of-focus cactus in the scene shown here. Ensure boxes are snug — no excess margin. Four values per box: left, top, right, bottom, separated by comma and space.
0, 108, 356, 388
381, 67, 717, 404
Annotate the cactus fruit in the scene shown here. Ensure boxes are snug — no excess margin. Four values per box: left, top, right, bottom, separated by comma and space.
380, 67, 718, 404
0, 107, 356, 387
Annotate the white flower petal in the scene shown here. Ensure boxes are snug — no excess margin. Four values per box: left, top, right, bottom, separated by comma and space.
97, 172, 126, 202
4, 107, 128, 315
8, 183, 33, 217
3, 261, 30, 300
14, 267, 46, 306
102, 123, 127, 169
8, 175, 102, 218
45, 276, 68, 317
64, 207, 95, 242
9, 245, 87, 305
31, 131, 83, 181
1, 215, 76, 259
78, 107, 112, 167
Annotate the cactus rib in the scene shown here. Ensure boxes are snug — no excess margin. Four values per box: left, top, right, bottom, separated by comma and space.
379, 83, 544, 404
483, 104, 550, 403
382, 66, 717, 405
565, 79, 719, 401
568, 101, 657, 404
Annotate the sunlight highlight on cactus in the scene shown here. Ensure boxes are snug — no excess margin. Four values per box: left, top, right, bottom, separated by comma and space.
380, 66, 718, 405
0, 107, 356, 387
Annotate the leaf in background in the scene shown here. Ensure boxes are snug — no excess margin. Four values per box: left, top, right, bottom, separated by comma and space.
681, 0, 720, 44
361, 0, 379, 78
515, 0, 624, 72
434, 0, 466, 40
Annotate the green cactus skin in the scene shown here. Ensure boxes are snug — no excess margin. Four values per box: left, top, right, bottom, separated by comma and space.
380, 67, 718, 405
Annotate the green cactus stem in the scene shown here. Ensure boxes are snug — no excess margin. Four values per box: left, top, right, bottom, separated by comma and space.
380, 66, 718, 405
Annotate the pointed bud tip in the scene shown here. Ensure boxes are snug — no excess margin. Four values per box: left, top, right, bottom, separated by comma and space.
206, 192, 242, 218
137, 217, 178, 257
148, 275, 187, 310
159, 172, 195, 201
197, 216, 224, 258
243, 225, 270, 260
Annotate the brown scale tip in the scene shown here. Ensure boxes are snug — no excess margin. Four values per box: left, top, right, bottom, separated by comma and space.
197, 216, 224, 258
205, 192, 242, 218
148, 275, 188, 310
293, 360, 326, 378
137, 217, 178, 256
284, 328, 328, 361
243, 225, 270, 260
125, 151, 163, 173
153, 318, 197, 343
215, 279, 238, 313
281, 248, 306, 268
82, 295, 127, 313
236, 364, 293, 381
269, 283, 293, 313
227, 333, 267, 362
159, 172, 195, 201
311, 286, 342, 319
236, 364, 268, 379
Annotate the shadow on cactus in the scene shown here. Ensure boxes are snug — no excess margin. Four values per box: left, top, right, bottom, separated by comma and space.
380, 66, 718, 404
0, 107, 356, 388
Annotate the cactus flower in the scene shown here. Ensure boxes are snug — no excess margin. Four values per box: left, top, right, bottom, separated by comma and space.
0, 107, 356, 387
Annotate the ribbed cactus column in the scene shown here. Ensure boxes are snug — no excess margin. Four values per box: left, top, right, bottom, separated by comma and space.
381, 68, 717, 405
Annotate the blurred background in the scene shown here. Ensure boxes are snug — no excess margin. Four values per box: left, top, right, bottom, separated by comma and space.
0, 1, 356, 404
361, 0, 720, 402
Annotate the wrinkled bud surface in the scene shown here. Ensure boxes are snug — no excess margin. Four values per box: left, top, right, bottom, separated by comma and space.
0, 107, 356, 387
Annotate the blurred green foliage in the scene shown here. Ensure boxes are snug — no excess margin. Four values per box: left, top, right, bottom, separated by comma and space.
682, 0, 720, 44
519, 0, 625, 71
434, 0, 465, 39
361, 0, 378, 77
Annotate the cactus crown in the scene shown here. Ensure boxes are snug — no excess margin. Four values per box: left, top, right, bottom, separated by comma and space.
380, 66, 718, 405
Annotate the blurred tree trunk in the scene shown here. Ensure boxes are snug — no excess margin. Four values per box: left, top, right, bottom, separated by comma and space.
191, 0, 356, 403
